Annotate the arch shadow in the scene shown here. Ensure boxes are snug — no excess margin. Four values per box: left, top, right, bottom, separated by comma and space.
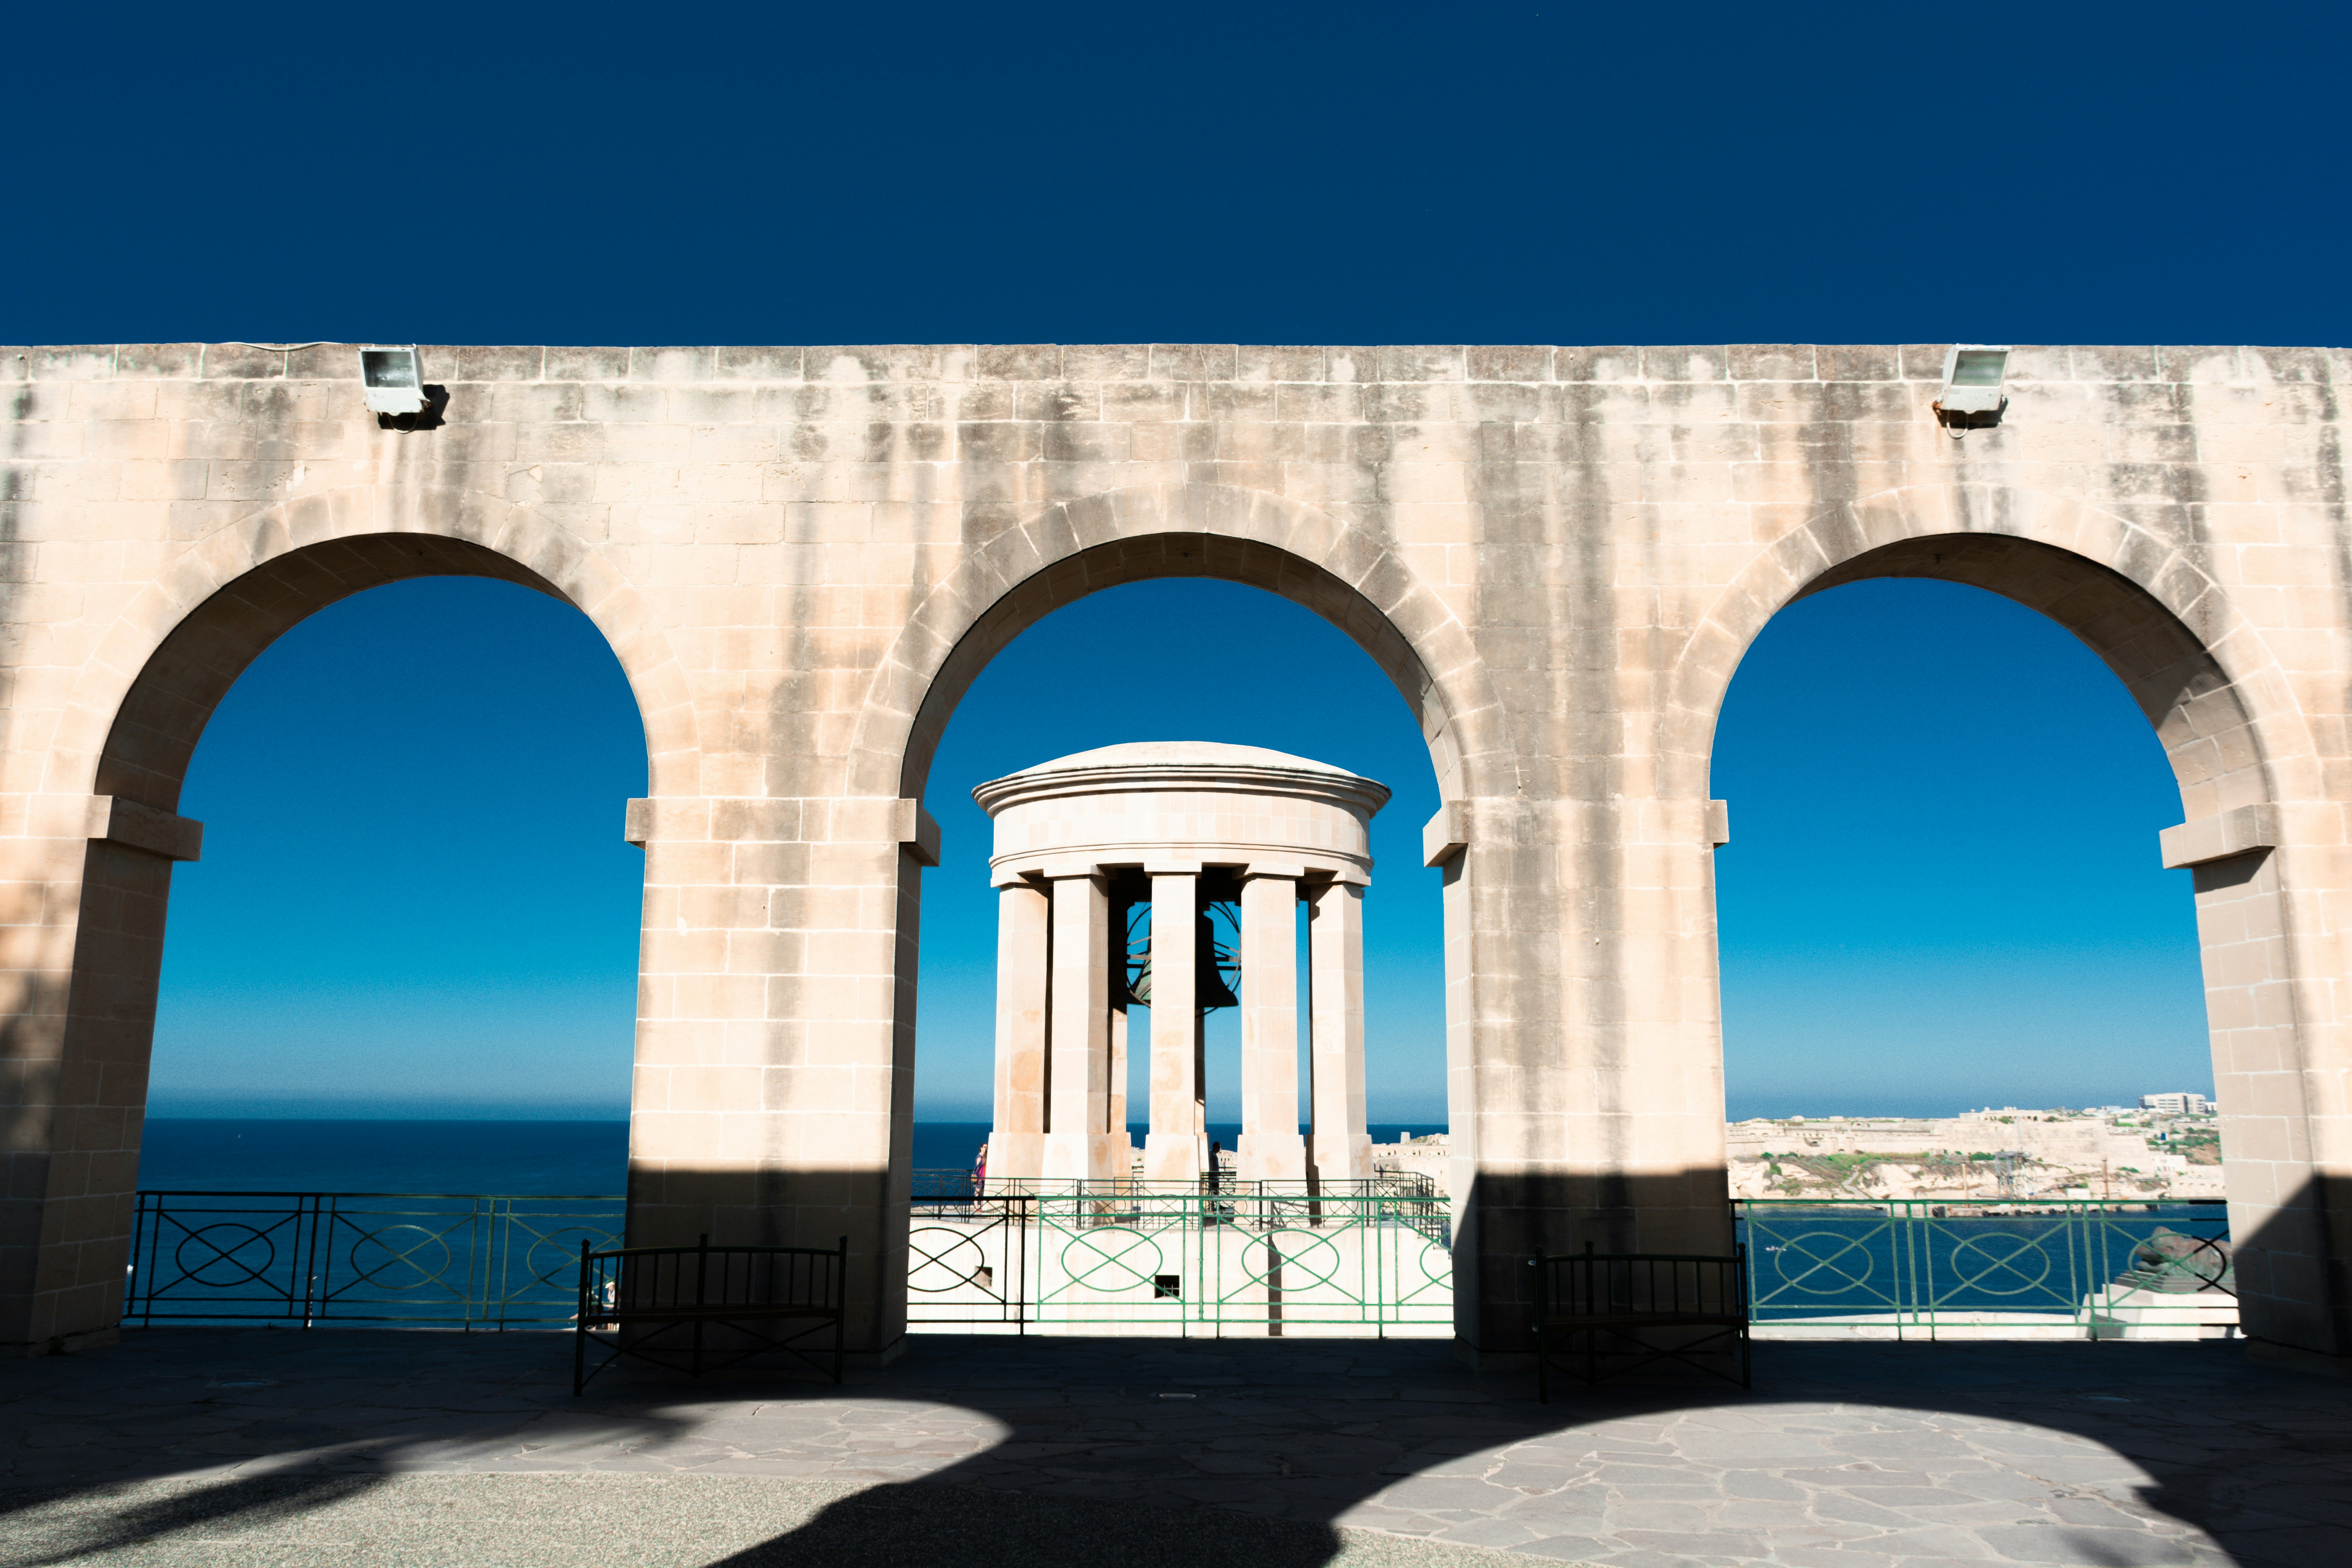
3, 1329, 2335, 1567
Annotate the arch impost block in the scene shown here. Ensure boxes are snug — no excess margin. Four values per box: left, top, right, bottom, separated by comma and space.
1707, 800, 1731, 848
2160, 804, 2277, 869
83, 795, 202, 862
1424, 802, 1469, 867
633, 795, 942, 862
892, 799, 941, 867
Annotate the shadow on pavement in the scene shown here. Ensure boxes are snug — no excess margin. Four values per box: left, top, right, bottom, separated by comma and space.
701, 1481, 1354, 1567
0, 1330, 2345, 1566
1, 1471, 386, 1566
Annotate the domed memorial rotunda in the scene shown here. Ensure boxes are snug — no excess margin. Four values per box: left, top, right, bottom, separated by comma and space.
974, 743, 1389, 1189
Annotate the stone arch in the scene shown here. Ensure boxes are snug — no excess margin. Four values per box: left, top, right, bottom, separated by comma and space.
18, 488, 686, 1346
839, 482, 1509, 1341
52, 484, 696, 810
1666, 482, 2345, 1352
1662, 484, 2316, 819
846, 482, 1518, 808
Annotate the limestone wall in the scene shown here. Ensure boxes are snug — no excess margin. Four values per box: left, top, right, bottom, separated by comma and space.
2, 343, 2348, 1360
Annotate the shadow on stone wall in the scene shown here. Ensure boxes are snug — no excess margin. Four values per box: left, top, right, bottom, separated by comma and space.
2231, 1170, 2352, 1363
1458, 1167, 1737, 1356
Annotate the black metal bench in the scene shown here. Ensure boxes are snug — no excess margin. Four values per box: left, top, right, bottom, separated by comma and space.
1531, 1244, 1750, 1400
575, 1234, 847, 1394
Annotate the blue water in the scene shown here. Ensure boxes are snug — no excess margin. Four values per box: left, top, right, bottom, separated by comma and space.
137, 1119, 1444, 1194
139, 1120, 631, 1194
136, 1123, 2219, 1324
1736, 1203, 2230, 1320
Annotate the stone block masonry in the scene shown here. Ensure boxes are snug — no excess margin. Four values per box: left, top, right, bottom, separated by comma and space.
2, 343, 2349, 1367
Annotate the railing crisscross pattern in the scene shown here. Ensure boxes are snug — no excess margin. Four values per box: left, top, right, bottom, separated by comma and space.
128, 1192, 625, 1327
1735, 1198, 2233, 1337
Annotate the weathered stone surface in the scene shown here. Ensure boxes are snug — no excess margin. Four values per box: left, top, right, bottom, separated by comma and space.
2, 344, 2348, 1366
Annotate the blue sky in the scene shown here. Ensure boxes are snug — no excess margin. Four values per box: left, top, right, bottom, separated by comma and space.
145, 571, 2208, 1122
10, 5, 2344, 350
21, 1, 2339, 1123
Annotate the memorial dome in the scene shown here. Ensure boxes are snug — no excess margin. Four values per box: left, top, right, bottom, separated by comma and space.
973, 740, 1389, 882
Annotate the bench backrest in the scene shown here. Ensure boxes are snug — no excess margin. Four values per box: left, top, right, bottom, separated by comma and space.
1532, 1246, 1749, 1322
579, 1235, 849, 1316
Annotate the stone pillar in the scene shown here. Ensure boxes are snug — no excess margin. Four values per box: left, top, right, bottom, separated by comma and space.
1144, 869, 1206, 1182
1237, 867, 1306, 1182
0, 798, 203, 1353
2163, 812, 2352, 1358
1041, 869, 1116, 1183
629, 794, 935, 1365
1308, 877, 1371, 1183
1108, 1001, 1134, 1178
986, 878, 1048, 1183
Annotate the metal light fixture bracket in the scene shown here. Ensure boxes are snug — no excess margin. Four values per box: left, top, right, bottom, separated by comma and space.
359, 345, 428, 416
1934, 344, 2011, 429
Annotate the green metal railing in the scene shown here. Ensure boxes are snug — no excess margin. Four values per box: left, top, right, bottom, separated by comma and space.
1734, 1198, 2233, 1339
128, 1192, 626, 1328
909, 1178, 1453, 1334
133, 1188, 2211, 1342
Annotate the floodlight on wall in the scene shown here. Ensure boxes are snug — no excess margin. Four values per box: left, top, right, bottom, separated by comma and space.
1935, 344, 2010, 425
359, 346, 427, 415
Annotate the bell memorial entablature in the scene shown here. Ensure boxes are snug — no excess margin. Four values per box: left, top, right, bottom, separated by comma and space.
972, 741, 1389, 886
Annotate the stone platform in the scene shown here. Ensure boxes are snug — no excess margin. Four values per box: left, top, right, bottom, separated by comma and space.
0, 1330, 2342, 1566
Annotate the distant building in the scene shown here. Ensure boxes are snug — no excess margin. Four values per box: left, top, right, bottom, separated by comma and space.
2141, 1092, 2210, 1115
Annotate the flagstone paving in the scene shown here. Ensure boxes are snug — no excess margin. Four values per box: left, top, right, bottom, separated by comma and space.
0, 1330, 2343, 1566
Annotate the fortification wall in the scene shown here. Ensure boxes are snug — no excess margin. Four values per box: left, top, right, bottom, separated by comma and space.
2, 343, 2347, 1359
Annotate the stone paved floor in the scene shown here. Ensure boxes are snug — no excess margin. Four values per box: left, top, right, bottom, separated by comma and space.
0, 1329, 2344, 1566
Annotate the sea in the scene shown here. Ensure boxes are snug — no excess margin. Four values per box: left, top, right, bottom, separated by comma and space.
135, 1119, 1443, 1194
133, 1120, 2221, 1324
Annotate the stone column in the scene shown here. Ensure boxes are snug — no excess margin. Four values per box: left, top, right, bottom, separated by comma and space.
1144, 869, 1206, 1182
1308, 877, 1371, 1183
986, 877, 1048, 1183
1237, 867, 1307, 1182
630, 794, 934, 1365
1108, 1001, 1133, 1178
1040, 869, 1116, 1183
0, 799, 203, 1352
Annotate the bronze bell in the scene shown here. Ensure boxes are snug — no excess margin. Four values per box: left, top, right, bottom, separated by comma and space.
1120, 908, 1240, 1010
1195, 910, 1240, 1010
